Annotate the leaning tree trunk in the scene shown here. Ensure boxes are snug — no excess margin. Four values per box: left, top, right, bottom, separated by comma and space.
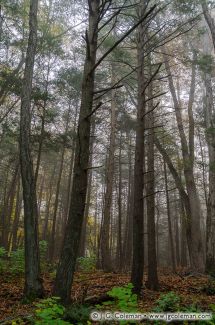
202, 1, 215, 51
164, 52, 204, 272
19, 0, 43, 298
53, 0, 100, 304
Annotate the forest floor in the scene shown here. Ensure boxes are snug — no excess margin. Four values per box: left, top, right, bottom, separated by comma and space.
0, 269, 215, 323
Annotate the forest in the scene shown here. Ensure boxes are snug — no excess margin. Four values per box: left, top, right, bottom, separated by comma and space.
1, 0, 215, 324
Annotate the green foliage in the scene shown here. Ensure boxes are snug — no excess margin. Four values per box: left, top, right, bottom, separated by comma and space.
77, 256, 96, 272
34, 297, 71, 325
153, 292, 181, 312
10, 248, 25, 275
64, 304, 92, 325
95, 284, 139, 324
0, 247, 7, 273
39, 240, 48, 272
0, 241, 48, 276
107, 283, 138, 313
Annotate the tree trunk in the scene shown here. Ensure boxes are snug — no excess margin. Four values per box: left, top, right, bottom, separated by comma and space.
146, 63, 158, 290
116, 132, 123, 272
180, 200, 188, 267
164, 161, 176, 272
49, 147, 65, 261
1, 163, 19, 249
53, 0, 100, 304
131, 4, 146, 295
204, 73, 215, 274
164, 52, 204, 272
100, 65, 116, 272
123, 132, 133, 271
12, 175, 22, 251
42, 164, 56, 241
19, 0, 43, 298
79, 118, 95, 257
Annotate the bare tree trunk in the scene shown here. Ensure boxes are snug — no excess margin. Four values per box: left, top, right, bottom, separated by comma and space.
49, 148, 65, 261
100, 65, 116, 272
174, 201, 180, 267
1, 163, 19, 249
204, 73, 215, 274
180, 201, 188, 267
12, 176, 22, 251
19, 0, 43, 298
123, 132, 133, 271
42, 165, 56, 241
146, 63, 158, 290
131, 4, 146, 294
164, 161, 176, 272
63, 104, 78, 230
116, 132, 123, 272
79, 119, 95, 257
54, 0, 100, 304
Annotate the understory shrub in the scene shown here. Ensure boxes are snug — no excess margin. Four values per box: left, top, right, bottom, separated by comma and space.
0, 241, 49, 276
34, 297, 71, 325
0, 247, 7, 272
77, 256, 96, 272
106, 283, 138, 313
95, 283, 138, 324
153, 292, 181, 312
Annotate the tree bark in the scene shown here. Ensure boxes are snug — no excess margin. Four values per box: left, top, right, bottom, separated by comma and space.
146, 62, 158, 290
11, 177, 22, 251
131, 3, 146, 295
79, 118, 95, 257
19, 0, 43, 298
204, 73, 215, 274
53, 0, 100, 304
100, 65, 116, 272
116, 132, 123, 272
164, 161, 176, 272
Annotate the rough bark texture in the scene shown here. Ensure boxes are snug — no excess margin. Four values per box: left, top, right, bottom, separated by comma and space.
131, 4, 146, 295
19, 0, 43, 298
146, 65, 158, 290
79, 119, 95, 257
204, 73, 215, 274
53, 0, 100, 304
